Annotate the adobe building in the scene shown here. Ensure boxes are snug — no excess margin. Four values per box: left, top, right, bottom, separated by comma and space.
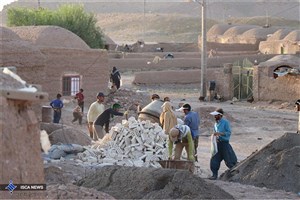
204, 24, 300, 54
253, 54, 300, 102
259, 30, 300, 54
1, 26, 109, 105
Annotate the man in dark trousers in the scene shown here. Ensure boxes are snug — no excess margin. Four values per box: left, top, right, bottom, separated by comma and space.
50, 93, 64, 123
110, 67, 121, 89
209, 108, 237, 180
93, 103, 128, 139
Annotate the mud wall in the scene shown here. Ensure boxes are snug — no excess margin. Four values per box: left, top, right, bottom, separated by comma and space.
133, 67, 232, 100
110, 54, 274, 72
206, 42, 259, 52
253, 65, 300, 101
0, 97, 45, 198
40, 48, 109, 105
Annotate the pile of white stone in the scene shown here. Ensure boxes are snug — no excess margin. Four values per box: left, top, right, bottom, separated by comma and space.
76, 117, 168, 168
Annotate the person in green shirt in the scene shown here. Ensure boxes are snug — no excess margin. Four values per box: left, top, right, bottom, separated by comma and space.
169, 124, 195, 161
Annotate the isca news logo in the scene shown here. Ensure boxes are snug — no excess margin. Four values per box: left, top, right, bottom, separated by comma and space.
0, 180, 46, 194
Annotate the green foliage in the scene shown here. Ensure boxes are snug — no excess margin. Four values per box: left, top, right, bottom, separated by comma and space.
7, 4, 104, 49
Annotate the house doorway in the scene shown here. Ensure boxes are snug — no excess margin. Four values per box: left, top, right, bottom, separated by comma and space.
232, 58, 254, 100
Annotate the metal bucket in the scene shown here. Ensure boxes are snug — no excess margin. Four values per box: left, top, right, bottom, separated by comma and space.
42, 106, 52, 123
138, 100, 164, 123
158, 160, 195, 173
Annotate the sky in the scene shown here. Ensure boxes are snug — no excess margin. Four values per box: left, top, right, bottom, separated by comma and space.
0, 0, 17, 11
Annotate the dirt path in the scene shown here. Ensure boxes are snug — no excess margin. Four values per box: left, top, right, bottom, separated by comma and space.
58, 73, 299, 199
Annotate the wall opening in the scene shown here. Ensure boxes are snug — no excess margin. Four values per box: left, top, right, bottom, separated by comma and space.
62, 75, 80, 96
273, 65, 292, 79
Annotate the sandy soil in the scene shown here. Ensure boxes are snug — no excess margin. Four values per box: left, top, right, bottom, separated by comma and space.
59, 73, 299, 199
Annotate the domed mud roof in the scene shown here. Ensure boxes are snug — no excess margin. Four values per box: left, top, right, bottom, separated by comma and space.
241, 27, 278, 39
223, 25, 259, 36
283, 30, 300, 41
0, 28, 45, 67
0, 26, 21, 41
267, 29, 292, 41
259, 55, 300, 68
207, 24, 234, 36
10, 26, 90, 49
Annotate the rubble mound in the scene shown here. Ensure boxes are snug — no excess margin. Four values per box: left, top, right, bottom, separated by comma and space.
78, 165, 234, 199
220, 132, 300, 193
106, 88, 151, 124
40, 122, 68, 135
47, 183, 115, 199
49, 128, 91, 146
106, 88, 150, 110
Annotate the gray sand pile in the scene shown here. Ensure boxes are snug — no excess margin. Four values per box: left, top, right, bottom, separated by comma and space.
78, 165, 234, 199
47, 184, 115, 199
220, 132, 300, 193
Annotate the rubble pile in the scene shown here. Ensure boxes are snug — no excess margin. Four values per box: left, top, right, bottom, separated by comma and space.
106, 88, 150, 111
76, 117, 168, 168
220, 132, 300, 193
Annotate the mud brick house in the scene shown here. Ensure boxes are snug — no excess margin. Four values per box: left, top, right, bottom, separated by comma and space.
1, 26, 109, 105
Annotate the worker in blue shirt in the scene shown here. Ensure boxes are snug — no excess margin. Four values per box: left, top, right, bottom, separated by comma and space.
50, 93, 64, 123
209, 108, 237, 180
178, 103, 200, 161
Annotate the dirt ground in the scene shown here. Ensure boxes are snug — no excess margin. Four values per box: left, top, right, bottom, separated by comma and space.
54, 72, 299, 199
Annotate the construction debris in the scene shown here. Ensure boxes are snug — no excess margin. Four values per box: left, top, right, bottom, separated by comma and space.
75, 117, 168, 168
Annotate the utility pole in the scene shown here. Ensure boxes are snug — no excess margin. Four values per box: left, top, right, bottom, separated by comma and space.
199, 0, 207, 101
38, 0, 41, 8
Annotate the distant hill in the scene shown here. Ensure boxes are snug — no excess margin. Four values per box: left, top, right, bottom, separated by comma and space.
1, 0, 299, 43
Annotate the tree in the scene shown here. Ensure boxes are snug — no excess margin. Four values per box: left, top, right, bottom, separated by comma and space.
7, 4, 104, 49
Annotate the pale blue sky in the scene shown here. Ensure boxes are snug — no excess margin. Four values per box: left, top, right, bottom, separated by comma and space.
0, 0, 17, 11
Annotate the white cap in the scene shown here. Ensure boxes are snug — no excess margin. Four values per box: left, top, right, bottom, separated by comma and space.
176, 107, 184, 112
210, 111, 223, 116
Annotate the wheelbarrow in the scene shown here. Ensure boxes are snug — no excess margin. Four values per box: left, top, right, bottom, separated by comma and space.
158, 160, 195, 173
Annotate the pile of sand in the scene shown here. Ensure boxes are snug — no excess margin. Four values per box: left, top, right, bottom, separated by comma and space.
220, 132, 300, 193
47, 183, 115, 199
78, 165, 234, 199
45, 162, 233, 199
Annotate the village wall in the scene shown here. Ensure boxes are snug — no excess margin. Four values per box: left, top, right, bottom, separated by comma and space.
206, 42, 259, 52
133, 67, 232, 100
253, 66, 300, 102
110, 54, 274, 72
39, 48, 109, 105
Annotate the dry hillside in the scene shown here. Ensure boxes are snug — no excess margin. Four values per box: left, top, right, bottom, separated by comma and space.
1, 0, 299, 43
